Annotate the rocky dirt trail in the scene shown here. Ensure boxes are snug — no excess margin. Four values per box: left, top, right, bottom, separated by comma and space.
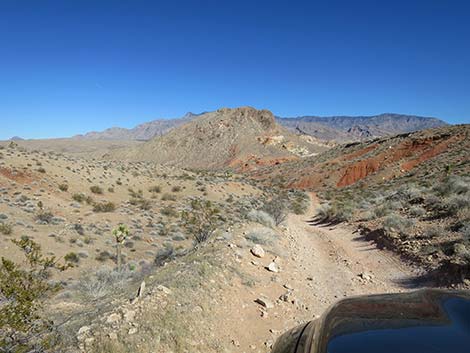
216, 193, 424, 352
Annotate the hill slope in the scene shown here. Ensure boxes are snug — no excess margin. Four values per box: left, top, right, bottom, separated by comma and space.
113, 107, 328, 169
252, 124, 468, 190
277, 113, 448, 142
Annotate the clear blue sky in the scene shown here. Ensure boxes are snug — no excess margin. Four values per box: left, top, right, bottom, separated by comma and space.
1, 0, 469, 139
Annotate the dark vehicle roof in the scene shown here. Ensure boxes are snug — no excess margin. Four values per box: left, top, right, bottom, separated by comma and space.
313, 289, 470, 353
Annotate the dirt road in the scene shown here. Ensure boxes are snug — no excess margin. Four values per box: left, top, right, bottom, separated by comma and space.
218, 193, 423, 352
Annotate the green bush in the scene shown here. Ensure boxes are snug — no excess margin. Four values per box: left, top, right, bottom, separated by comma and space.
64, 252, 79, 264
0, 222, 12, 235
289, 191, 309, 215
0, 237, 68, 351
58, 183, 69, 192
262, 195, 288, 225
181, 199, 220, 243
90, 185, 104, 194
149, 185, 162, 193
72, 193, 94, 204
93, 202, 116, 213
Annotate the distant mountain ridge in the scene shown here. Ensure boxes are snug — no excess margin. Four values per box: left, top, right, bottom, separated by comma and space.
276, 113, 448, 142
73, 112, 202, 141
74, 111, 448, 142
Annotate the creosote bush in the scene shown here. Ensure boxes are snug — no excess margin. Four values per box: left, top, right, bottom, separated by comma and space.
0, 222, 12, 235
181, 199, 220, 243
90, 185, 103, 194
262, 195, 288, 226
149, 185, 162, 193
92, 201, 116, 213
35, 210, 54, 224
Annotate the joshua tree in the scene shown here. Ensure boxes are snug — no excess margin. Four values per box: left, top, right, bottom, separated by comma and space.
112, 224, 129, 271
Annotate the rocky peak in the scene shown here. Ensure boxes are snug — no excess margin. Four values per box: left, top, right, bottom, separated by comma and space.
215, 107, 276, 130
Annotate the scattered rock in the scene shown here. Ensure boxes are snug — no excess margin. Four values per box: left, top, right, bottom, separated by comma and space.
255, 296, 274, 309
250, 244, 265, 258
267, 262, 279, 273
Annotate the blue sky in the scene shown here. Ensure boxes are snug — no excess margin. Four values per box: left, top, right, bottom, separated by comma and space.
1, 0, 469, 139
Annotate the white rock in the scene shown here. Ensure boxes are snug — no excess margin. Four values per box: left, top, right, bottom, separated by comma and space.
250, 244, 265, 258
267, 262, 279, 273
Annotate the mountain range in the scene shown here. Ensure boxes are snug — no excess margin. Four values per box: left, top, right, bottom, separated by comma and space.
73, 111, 448, 143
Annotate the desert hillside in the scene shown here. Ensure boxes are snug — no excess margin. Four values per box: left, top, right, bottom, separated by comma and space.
252, 124, 470, 284
112, 107, 329, 170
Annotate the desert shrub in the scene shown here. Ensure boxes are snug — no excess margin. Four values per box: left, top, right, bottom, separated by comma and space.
154, 246, 176, 267
460, 224, 470, 243
108, 187, 114, 193
181, 199, 220, 243
289, 191, 310, 215
72, 193, 86, 203
247, 209, 275, 228
130, 197, 152, 210
316, 203, 332, 220
35, 210, 54, 223
383, 215, 415, 235
316, 200, 355, 222
372, 203, 392, 219
72, 193, 94, 205
76, 267, 134, 299
434, 175, 470, 197
128, 188, 143, 198
64, 252, 79, 264
95, 250, 113, 262
262, 195, 288, 225
92, 202, 116, 213
171, 185, 182, 192
409, 205, 426, 217
37, 167, 46, 173
149, 185, 162, 193
0, 237, 68, 351
90, 185, 103, 194
0, 222, 12, 235
423, 226, 443, 239
161, 206, 178, 218
58, 183, 69, 192
162, 193, 177, 201
245, 227, 277, 245
445, 194, 470, 216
